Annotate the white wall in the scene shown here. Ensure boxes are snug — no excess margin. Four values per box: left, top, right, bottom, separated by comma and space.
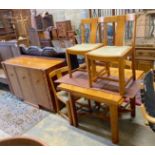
36, 9, 89, 30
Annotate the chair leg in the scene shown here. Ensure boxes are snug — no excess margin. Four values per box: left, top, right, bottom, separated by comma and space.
94, 101, 101, 110
105, 62, 110, 76
69, 93, 78, 127
86, 57, 93, 87
109, 104, 119, 144
66, 51, 72, 78
55, 96, 61, 113
91, 60, 96, 80
119, 59, 125, 95
131, 49, 136, 81
66, 101, 73, 125
130, 97, 136, 118
88, 99, 92, 113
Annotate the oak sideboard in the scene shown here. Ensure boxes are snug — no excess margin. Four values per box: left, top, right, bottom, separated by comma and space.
2, 55, 65, 112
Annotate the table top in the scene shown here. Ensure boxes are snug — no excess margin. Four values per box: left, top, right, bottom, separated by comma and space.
67, 43, 103, 52
56, 67, 144, 99
2, 56, 65, 70
87, 46, 132, 58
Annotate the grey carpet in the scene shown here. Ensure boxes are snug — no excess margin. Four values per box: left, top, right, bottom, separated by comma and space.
0, 84, 49, 136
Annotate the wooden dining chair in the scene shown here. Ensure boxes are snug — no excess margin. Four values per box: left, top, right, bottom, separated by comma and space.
49, 66, 92, 121
86, 14, 137, 95
140, 70, 155, 132
66, 18, 103, 78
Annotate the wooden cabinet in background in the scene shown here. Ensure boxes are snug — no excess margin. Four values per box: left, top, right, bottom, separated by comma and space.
35, 13, 54, 30
2, 56, 65, 112
0, 10, 16, 41
135, 47, 155, 72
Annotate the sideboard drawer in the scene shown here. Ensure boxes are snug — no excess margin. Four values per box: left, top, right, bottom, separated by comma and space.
136, 49, 155, 58
136, 59, 154, 72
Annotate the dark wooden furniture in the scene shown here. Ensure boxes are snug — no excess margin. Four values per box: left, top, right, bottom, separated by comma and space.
57, 68, 144, 144
37, 29, 52, 47
135, 46, 155, 72
0, 10, 16, 41
28, 28, 40, 46
29, 28, 52, 47
50, 27, 58, 40
0, 41, 21, 84
13, 9, 31, 40
0, 9, 31, 46
56, 20, 72, 38
35, 13, 54, 30
2, 56, 65, 112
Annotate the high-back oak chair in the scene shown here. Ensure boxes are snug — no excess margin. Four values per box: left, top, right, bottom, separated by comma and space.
86, 14, 137, 95
66, 18, 103, 78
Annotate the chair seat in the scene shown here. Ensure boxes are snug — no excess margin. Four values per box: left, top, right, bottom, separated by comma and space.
67, 43, 103, 53
87, 46, 132, 58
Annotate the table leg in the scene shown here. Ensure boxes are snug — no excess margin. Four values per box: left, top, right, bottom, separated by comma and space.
69, 93, 78, 127
66, 51, 72, 78
130, 97, 136, 118
109, 105, 119, 144
119, 59, 125, 95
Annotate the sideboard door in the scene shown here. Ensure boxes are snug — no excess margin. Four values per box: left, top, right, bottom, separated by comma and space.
15, 67, 37, 106
30, 69, 52, 110
4, 65, 23, 99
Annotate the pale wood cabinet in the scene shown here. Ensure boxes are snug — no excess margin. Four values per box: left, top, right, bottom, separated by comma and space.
2, 56, 65, 112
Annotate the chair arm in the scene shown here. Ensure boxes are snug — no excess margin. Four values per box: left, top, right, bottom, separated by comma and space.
140, 104, 155, 123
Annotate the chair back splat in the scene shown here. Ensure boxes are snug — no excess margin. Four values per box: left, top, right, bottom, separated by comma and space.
98, 15, 126, 46
98, 14, 136, 47
81, 18, 99, 43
